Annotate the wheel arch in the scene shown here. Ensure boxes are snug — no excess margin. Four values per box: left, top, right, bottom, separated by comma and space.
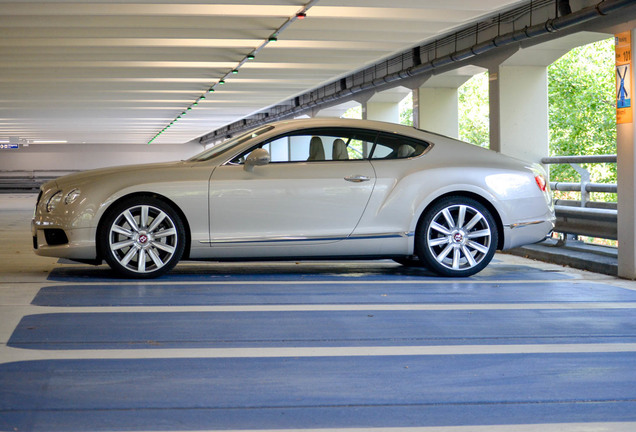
414, 191, 504, 253
95, 191, 192, 260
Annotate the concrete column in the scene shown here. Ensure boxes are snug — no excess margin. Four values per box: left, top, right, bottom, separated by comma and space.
489, 65, 549, 163
414, 87, 459, 138
362, 101, 400, 123
617, 30, 636, 279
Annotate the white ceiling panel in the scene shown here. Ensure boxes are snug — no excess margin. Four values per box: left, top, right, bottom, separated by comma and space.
0, 0, 528, 145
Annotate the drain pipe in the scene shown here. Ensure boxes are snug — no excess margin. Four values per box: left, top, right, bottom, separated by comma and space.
201, 0, 635, 143
409, 0, 632, 79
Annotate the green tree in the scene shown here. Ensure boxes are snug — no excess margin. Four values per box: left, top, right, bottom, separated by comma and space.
548, 37, 616, 190
399, 92, 413, 126
458, 72, 490, 147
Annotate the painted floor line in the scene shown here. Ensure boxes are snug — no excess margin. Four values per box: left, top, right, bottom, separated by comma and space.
102, 423, 636, 432
3, 343, 636, 364
13, 302, 636, 314
40, 278, 592, 286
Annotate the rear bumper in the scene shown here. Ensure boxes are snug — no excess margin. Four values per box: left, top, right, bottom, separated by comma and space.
502, 217, 555, 250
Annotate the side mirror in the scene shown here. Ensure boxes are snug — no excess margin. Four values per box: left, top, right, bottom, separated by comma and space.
244, 148, 271, 172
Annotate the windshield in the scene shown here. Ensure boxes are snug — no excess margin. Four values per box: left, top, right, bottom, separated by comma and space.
187, 126, 274, 162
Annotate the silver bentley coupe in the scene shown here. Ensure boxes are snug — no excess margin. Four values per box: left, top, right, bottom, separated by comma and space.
32, 118, 554, 278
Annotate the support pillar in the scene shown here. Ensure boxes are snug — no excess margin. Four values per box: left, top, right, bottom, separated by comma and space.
362, 101, 400, 123
489, 65, 549, 163
414, 87, 459, 138
617, 30, 636, 279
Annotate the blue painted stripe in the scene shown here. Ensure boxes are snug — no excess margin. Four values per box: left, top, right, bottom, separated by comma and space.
46, 261, 574, 282
2, 402, 636, 432
2, 355, 636, 430
9, 309, 636, 350
31, 281, 636, 307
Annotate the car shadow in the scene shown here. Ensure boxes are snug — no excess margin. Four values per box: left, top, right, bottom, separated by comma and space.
46, 258, 570, 282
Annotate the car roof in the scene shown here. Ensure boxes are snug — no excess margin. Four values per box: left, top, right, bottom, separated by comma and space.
269, 118, 430, 140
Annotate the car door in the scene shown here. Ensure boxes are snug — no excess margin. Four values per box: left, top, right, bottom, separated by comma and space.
207, 129, 377, 253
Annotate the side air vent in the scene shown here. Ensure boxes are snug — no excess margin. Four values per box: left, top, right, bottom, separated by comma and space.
44, 229, 68, 246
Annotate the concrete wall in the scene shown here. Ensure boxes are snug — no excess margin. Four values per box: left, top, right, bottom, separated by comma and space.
0, 143, 203, 172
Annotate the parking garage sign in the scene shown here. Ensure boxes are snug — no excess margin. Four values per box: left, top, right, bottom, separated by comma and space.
616, 32, 632, 124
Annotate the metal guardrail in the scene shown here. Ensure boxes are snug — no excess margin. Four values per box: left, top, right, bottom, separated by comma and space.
541, 155, 617, 240
0, 170, 78, 193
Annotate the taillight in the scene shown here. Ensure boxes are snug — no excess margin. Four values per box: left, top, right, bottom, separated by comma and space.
535, 175, 547, 192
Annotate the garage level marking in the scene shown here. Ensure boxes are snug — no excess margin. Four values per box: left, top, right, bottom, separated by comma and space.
10, 302, 636, 314
31, 281, 636, 307
8, 308, 636, 350
2, 354, 636, 430
4, 343, 636, 364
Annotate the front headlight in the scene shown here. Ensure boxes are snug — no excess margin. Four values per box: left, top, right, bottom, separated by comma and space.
46, 191, 63, 213
65, 188, 81, 205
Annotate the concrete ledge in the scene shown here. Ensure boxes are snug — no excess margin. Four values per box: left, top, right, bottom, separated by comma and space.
506, 238, 618, 276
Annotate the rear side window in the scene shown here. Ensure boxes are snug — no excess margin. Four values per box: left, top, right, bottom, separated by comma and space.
370, 132, 430, 160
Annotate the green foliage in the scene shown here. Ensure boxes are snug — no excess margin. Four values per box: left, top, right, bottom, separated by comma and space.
458, 72, 490, 147
548, 37, 616, 187
341, 105, 362, 119
399, 92, 413, 126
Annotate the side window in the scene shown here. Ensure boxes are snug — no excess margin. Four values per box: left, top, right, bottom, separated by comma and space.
268, 137, 290, 162
229, 128, 378, 164
370, 133, 430, 160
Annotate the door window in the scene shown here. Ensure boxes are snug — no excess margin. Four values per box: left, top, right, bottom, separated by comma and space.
229, 128, 378, 164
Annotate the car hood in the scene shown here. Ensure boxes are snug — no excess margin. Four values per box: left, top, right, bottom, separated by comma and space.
48, 161, 190, 190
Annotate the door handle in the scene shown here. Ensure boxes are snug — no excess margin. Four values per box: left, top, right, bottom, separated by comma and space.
344, 175, 371, 183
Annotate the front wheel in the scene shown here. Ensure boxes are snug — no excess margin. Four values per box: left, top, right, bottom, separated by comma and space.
99, 196, 186, 279
417, 196, 498, 277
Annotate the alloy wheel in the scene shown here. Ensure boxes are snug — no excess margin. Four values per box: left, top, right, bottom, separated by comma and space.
108, 204, 179, 274
425, 203, 493, 272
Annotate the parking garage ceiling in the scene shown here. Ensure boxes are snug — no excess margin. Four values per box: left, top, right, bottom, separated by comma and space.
0, 0, 529, 145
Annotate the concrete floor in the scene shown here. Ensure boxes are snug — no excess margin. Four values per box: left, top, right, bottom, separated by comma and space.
2, 193, 636, 431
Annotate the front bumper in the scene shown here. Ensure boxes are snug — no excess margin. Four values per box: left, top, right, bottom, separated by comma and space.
32, 218, 97, 260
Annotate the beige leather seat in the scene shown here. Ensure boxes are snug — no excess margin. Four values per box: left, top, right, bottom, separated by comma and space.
307, 137, 325, 161
332, 139, 349, 160
397, 144, 416, 158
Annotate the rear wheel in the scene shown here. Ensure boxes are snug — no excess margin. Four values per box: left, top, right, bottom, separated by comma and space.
99, 196, 185, 279
417, 196, 497, 277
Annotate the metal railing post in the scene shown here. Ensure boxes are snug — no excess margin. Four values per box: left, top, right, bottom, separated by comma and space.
541, 155, 617, 242
571, 163, 590, 208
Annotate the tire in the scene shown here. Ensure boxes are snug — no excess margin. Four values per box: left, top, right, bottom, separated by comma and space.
99, 196, 185, 279
417, 196, 498, 277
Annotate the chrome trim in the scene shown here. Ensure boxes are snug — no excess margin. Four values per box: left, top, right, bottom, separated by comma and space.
506, 220, 547, 229
201, 231, 414, 245
344, 175, 371, 183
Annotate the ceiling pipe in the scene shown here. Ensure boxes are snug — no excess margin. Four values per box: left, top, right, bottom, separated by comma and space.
200, 0, 635, 144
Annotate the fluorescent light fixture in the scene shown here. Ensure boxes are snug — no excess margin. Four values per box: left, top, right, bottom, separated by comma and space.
32, 140, 68, 144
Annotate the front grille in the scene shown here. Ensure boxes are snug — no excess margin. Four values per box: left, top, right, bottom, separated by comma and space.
44, 229, 68, 246
32, 236, 38, 250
